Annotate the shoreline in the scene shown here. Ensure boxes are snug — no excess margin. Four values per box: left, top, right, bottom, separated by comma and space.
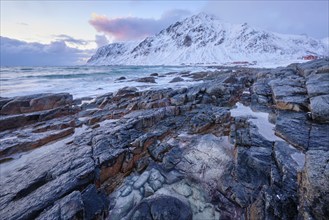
0, 58, 328, 219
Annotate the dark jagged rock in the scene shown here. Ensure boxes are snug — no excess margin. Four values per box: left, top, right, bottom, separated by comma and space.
130, 195, 192, 220
251, 79, 273, 109
0, 105, 77, 132
116, 86, 138, 96
309, 94, 329, 122
308, 123, 329, 150
230, 117, 272, 148
189, 111, 215, 133
0, 142, 95, 220
269, 76, 308, 112
135, 76, 156, 83
305, 73, 329, 98
275, 111, 310, 151
297, 59, 329, 77
0, 97, 13, 109
298, 60, 329, 121
0, 127, 74, 159
235, 146, 272, 202
269, 141, 304, 219
81, 185, 109, 220
36, 191, 84, 220
0, 93, 73, 115
73, 96, 94, 106
148, 143, 173, 161
116, 76, 126, 81
169, 76, 184, 83
299, 150, 329, 220
170, 93, 187, 106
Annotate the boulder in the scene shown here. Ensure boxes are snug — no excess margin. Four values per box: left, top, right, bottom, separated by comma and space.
116, 76, 126, 81
297, 58, 329, 77
309, 95, 329, 122
269, 77, 308, 112
305, 73, 329, 98
206, 84, 227, 98
169, 77, 184, 83
135, 77, 156, 83
0, 105, 77, 131
116, 87, 138, 96
130, 195, 192, 220
0, 93, 73, 115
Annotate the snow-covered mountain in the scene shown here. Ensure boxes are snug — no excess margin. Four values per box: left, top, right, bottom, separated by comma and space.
87, 13, 328, 66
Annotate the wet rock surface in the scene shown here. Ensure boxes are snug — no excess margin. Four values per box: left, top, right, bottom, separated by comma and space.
130, 195, 193, 220
0, 59, 328, 219
135, 76, 156, 83
0, 93, 73, 115
169, 76, 184, 83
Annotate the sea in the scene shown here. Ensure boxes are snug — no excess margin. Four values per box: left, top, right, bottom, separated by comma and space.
0, 66, 212, 99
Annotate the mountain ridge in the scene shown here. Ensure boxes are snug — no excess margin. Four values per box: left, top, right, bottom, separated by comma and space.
87, 13, 328, 66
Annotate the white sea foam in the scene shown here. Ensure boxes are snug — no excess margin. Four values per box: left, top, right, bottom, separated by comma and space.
0, 65, 211, 99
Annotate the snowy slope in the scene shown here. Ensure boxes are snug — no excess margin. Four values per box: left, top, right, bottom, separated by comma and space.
87, 13, 328, 66
322, 37, 329, 48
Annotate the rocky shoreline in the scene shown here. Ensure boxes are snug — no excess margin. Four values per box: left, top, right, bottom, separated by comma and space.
0, 59, 328, 219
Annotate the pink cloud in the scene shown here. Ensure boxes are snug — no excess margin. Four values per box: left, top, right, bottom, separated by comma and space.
89, 10, 191, 41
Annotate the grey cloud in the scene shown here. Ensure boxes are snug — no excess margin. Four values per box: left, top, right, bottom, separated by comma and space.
203, 1, 328, 39
95, 35, 109, 48
54, 34, 91, 46
161, 9, 192, 21
17, 22, 28, 26
0, 36, 93, 66
89, 9, 191, 41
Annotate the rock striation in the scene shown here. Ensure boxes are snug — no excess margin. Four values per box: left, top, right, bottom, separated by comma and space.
0, 59, 328, 219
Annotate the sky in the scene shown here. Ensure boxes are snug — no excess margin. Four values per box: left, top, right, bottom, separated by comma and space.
1, 0, 328, 66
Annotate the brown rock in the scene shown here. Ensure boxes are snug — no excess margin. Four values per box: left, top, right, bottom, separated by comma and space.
0, 127, 75, 159
0, 93, 73, 115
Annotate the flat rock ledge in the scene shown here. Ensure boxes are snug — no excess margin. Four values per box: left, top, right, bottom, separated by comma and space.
0, 59, 328, 220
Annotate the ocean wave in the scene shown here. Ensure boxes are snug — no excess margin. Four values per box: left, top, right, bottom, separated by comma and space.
20, 68, 34, 71
24, 72, 112, 79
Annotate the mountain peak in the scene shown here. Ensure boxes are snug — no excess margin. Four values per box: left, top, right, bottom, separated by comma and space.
87, 13, 328, 66
191, 12, 217, 20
